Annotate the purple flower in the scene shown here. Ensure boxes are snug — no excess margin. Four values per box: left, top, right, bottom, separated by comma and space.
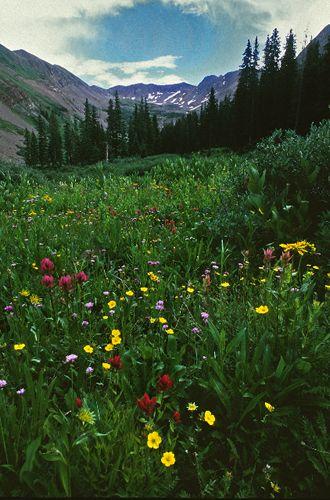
85, 301, 94, 310
191, 327, 200, 334
103, 291, 110, 296
0, 379, 7, 389
155, 300, 164, 311
108, 310, 115, 316
148, 261, 160, 266
4, 305, 13, 312
65, 354, 78, 363
201, 312, 209, 323
72, 313, 78, 319
17, 388, 25, 395
82, 320, 89, 327
162, 324, 169, 330
86, 366, 94, 374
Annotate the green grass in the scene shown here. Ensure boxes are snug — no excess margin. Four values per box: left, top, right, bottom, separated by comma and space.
0, 149, 329, 497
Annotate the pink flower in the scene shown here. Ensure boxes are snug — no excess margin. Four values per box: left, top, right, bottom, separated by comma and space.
40, 258, 55, 273
59, 275, 73, 291
41, 275, 54, 288
263, 248, 276, 264
75, 271, 88, 284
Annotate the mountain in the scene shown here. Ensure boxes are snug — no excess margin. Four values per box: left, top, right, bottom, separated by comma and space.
297, 24, 330, 65
0, 24, 329, 160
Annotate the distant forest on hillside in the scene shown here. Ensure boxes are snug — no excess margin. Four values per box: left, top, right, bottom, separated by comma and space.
21, 28, 330, 167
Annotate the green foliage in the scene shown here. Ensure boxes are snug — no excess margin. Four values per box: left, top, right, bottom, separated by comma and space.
0, 145, 329, 497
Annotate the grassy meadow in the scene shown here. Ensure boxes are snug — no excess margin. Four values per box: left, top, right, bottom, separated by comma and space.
0, 124, 329, 497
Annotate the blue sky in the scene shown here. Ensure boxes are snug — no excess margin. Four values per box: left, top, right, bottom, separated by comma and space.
0, 0, 328, 87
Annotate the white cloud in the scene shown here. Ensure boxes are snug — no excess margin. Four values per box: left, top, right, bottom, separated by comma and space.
0, 0, 328, 87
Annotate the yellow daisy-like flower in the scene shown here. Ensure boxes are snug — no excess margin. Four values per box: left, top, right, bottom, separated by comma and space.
279, 240, 316, 255
159, 317, 167, 324
140, 287, 148, 293
19, 290, 30, 297
120, 296, 125, 301
83, 345, 94, 354
78, 408, 95, 425
187, 287, 195, 293
104, 343, 114, 352
111, 329, 121, 337
30, 295, 42, 305
149, 317, 157, 324
102, 315, 109, 320
204, 410, 216, 426
102, 362, 111, 370
270, 482, 280, 493
108, 300, 116, 309
187, 402, 198, 412
166, 328, 174, 335
126, 290, 134, 297
255, 305, 269, 315
220, 282, 230, 288
325, 285, 330, 291
112, 336, 121, 346
265, 402, 275, 412
32, 262, 38, 270
14, 343, 25, 351
147, 431, 162, 449
42, 194, 53, 203
161, 451, 176, 467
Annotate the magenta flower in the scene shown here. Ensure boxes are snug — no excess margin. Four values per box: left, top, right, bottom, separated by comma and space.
86, 366, 94, 374
41, 274, 54, 288
0, 380, 7, 389
40, 258, 55, 273
192, 327, 200, 334
201, 312, 209, 323
75, 271, 88, 284
17, 388, 25, 395
155, 300, 164, 311
59, 275, 73, 291
4, 305, 13, 312
263, 248, 276, 264
85, 302, 94, 310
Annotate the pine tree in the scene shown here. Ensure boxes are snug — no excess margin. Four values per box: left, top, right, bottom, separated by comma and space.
233, 39, 254, 147
48, 111, 63, 167
296, 40, 321, 134
278, 30, 298, 129
204, 87, 219, 148
258, 28, 281, 136
64, 121, 74, 165
37, 114, 48, 167
30, 132, 39, 166
23, 129, 32, 166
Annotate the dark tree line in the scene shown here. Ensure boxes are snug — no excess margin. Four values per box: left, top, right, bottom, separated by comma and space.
22, 28, 330, 166
159, 29, 330, 153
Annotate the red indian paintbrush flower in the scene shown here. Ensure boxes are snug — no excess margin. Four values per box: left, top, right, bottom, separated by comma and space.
41, 274, 54, 288
75, 271, 89, 284
75, 397, 83, 408
157, 374, 174, 392
172, 410, 181, 423
137, 393, 157, 415
263, 248, 276, 264
40, 257, 55, 273
58, 275, 73, 291
108, 355, 123, 370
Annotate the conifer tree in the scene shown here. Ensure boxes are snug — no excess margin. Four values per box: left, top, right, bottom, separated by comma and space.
37, 114, 48, 167
278, 30, 298, 129
23, 129, 32, 166
48, 111, 63, 167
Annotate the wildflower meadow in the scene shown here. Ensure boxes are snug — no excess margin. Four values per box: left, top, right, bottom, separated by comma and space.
0, 124, 329, 497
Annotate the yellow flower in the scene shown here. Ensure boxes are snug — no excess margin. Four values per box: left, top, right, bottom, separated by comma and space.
149, 317, 157, 324
270, 482, 280, 493
161, 451, 176, 467
112, 336, 121, 346
19, 290, 30, 297
30, 295, 42, 305
126, 290, 134, 297
120, 296, 125, 301
187, 287, 195, 293
265, 402, 275, 412
159, 317, 167, 324
102, 315, 109, 320
166, 328, 174, 335
42, 194, 53, 203
279, 240, 316, 255
220, 282, 230, 288
31, 262, 39, 270
83, 345, 94, 354
204, 410, 216, 426
111, 329, 121, 337
147, 431, 162, 449
108, 300, 116, 309
14, 343, 25, 351
255, 305, 269, 315
78, 408, 95, 425
187, 402, 198, 412
312, 265, 319, 270
140, 287, 148, 293
325, 285, 330, 291
104, 343, 114, 352
102, 362, 111, 370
